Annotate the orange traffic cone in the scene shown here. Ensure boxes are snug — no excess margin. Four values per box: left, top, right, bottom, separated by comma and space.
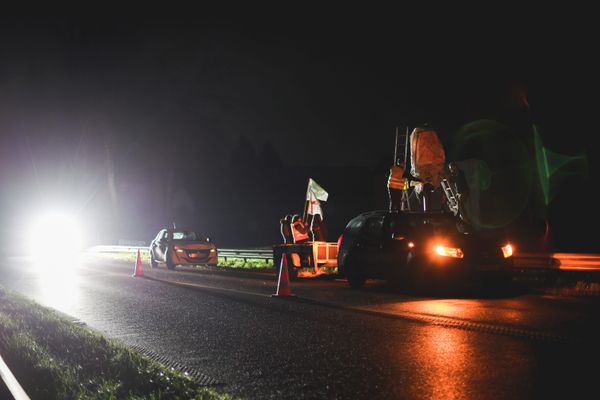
133, 249, 144, 277
271, 255, 295, 298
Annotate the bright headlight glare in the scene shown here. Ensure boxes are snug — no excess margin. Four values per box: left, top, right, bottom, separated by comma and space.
29, 212, 82, 258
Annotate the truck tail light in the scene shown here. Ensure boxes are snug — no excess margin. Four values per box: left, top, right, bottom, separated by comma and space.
501, 244, 513, 258
434, 245, 464, 259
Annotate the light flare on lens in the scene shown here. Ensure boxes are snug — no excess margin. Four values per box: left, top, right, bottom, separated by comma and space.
29, 212, 83, 263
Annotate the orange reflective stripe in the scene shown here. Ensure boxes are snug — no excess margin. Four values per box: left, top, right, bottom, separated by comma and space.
291, 223, 309, 242
388, 176, 406, 189
387, 165, 405, 189
388, 166, 406, 189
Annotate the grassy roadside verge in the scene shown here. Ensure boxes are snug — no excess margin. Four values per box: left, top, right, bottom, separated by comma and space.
93, 250, 274, 270
0, 286, 233, 400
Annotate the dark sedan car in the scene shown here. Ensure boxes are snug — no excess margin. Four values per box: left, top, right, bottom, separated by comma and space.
337, 210, 514, 290
149, 228, 218, 269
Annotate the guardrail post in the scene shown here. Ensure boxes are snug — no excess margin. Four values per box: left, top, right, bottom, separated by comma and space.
0, 353, 31, 400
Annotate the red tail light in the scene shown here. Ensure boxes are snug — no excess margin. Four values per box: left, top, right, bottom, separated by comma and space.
337, 234, 343, 248
501, 243, 513, 258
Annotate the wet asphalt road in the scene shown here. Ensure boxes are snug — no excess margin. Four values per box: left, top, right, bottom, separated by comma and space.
1, 254, 600, 399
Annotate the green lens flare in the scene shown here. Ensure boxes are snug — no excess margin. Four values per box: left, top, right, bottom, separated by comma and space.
451, 120, 533, 230
533, 125, 587, 205
452, 121, 588, 232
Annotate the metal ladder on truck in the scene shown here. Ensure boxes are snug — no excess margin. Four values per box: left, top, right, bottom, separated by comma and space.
394, 126, 412, 211
440, 178, 459, 216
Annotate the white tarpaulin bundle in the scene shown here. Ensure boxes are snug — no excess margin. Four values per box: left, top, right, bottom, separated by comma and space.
410, 127, 446, 188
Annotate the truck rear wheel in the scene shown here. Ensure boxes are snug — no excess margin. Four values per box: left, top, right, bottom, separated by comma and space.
288, 262, 299, 281
344, 256, 365, 289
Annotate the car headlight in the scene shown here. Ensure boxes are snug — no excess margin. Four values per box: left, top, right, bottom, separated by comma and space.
210, 248, 216, 253
29, 212, 82, 259
174, 246, 184, 253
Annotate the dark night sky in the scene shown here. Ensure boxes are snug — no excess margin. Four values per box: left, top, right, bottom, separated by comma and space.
1, 13, 599, 250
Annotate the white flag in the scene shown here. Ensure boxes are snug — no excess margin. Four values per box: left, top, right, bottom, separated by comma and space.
306, 178, 328, 201
307, 191, 323, 217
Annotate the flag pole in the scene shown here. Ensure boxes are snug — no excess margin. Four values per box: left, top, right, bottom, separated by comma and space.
404, 126, 410, 167
393, 126, 399, 165
302, 179, 309, 224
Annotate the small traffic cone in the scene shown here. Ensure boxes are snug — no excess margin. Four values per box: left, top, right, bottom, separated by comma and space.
271, 255, 295, 298
133, 249, 144, 277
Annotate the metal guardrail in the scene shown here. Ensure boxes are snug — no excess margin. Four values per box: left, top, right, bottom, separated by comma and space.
88, 245, 149, 253
514, 252, 600, 271
218, 248, 273, 262
87, 245, 274, 262
0, 354, 30, 400
87, 246, 600, 271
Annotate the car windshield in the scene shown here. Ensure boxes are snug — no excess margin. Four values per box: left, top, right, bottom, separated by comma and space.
171, 231, 205, 241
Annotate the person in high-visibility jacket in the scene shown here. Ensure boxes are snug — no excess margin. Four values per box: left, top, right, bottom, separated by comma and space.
387, 160, 407, 212
290, 214, 310, 243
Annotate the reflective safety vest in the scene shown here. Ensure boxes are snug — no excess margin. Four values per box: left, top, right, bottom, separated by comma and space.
291, 221, 309, 242
387, 165, 406, 190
